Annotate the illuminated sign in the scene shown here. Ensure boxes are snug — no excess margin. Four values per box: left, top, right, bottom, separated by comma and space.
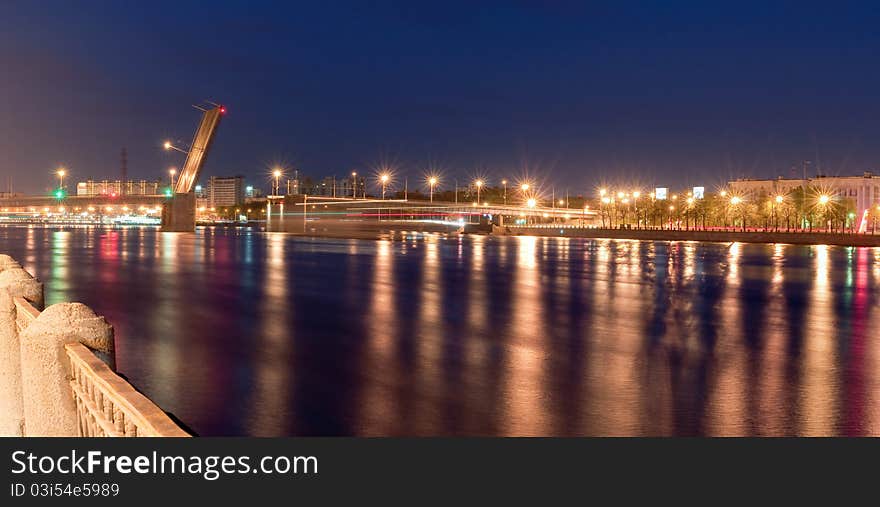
655, 187, 668, 200
693, 186, 705, 199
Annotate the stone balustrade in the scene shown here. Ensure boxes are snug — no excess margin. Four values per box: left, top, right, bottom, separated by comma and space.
1, 254, 188, 437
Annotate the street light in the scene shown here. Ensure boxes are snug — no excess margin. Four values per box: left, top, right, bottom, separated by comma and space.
163, 141, 188, 154
502, 179, 508, 204
429, 176, 438, 202
56, 168, 66, 190
352, 171, 358, 199
818, 194, 830, 205
475, 179, 483, 204
521, 183, 530, 193
729, 196, 745, 231
273, 169, 282, 196
380, 173, 390, 200
526, 198, 537, 208
169, 168, 177, 189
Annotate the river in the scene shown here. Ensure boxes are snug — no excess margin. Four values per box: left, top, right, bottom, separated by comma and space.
2, 225, 879, 436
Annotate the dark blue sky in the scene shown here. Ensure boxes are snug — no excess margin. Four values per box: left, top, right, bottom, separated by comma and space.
3, 1, 880, 195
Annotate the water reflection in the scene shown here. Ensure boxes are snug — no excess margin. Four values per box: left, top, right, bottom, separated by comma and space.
1, 225, 879, 436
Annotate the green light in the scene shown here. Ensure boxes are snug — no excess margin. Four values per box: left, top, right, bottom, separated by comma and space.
848, 213, 855, 219
164, 188, 173, 198
54, 189, 65, 199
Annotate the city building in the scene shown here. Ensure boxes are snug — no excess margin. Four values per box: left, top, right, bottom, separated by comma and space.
207, 175, 245, 207
245, 185, 262, 198
76, 179, 163, 196
286, 175, 366, 197
728, 172, 880, 229
726, 177, 808, 198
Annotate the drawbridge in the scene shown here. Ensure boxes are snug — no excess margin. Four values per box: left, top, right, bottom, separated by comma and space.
162, 102, 225, 231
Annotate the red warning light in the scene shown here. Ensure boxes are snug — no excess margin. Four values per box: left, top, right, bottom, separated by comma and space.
111, 192, 117, 198
219, 106, 226, 114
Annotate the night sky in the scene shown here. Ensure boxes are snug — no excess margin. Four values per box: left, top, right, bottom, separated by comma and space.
3, 1, 880, 195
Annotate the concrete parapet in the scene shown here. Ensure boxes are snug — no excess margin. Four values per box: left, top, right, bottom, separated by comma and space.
19, 303, 114, 436
0, 260, 43, 436
0, 254, 20, 271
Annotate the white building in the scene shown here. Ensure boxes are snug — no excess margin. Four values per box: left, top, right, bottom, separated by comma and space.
729, 172, 880, 230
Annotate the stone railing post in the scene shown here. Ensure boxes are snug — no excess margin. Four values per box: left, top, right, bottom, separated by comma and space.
19, 303, 114, 437
0, 255, 44, 437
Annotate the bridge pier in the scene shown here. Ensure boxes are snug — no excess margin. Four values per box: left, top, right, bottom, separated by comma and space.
161, 192, 196, 232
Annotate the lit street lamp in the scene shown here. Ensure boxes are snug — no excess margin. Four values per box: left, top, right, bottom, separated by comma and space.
56, 168, 66, 190
817, 194, 831, 232
773, 194, 784, 231
352, 171, 358, 199
502, 179, 508, 204
169, 168, 177, 189
380, 173, 389, 200
429, 176, 438, 203
730, 196, 745, 231
163, 141, 188, 154
475, 179, 483, 204
273, 169, 282, 196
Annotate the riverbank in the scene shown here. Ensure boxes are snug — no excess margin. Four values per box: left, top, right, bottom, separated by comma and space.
226, 219, 880, 246
500, 226, 880, 247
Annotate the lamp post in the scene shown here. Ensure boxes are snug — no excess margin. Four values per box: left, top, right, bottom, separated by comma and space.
429, 176, 438, 203
502, 180, 508, 205
380, 173, 389, 200
526, 197, 536, 226
352, 172, 358, 199
730, 196, 744, 231
818, 194, 830, 232
169, 168, 176, 189
163, 141, 188, 154
56, 168, 66, 191
273, 169, 282, 196
475, 179, 483, 204
774, 195, 783, 231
